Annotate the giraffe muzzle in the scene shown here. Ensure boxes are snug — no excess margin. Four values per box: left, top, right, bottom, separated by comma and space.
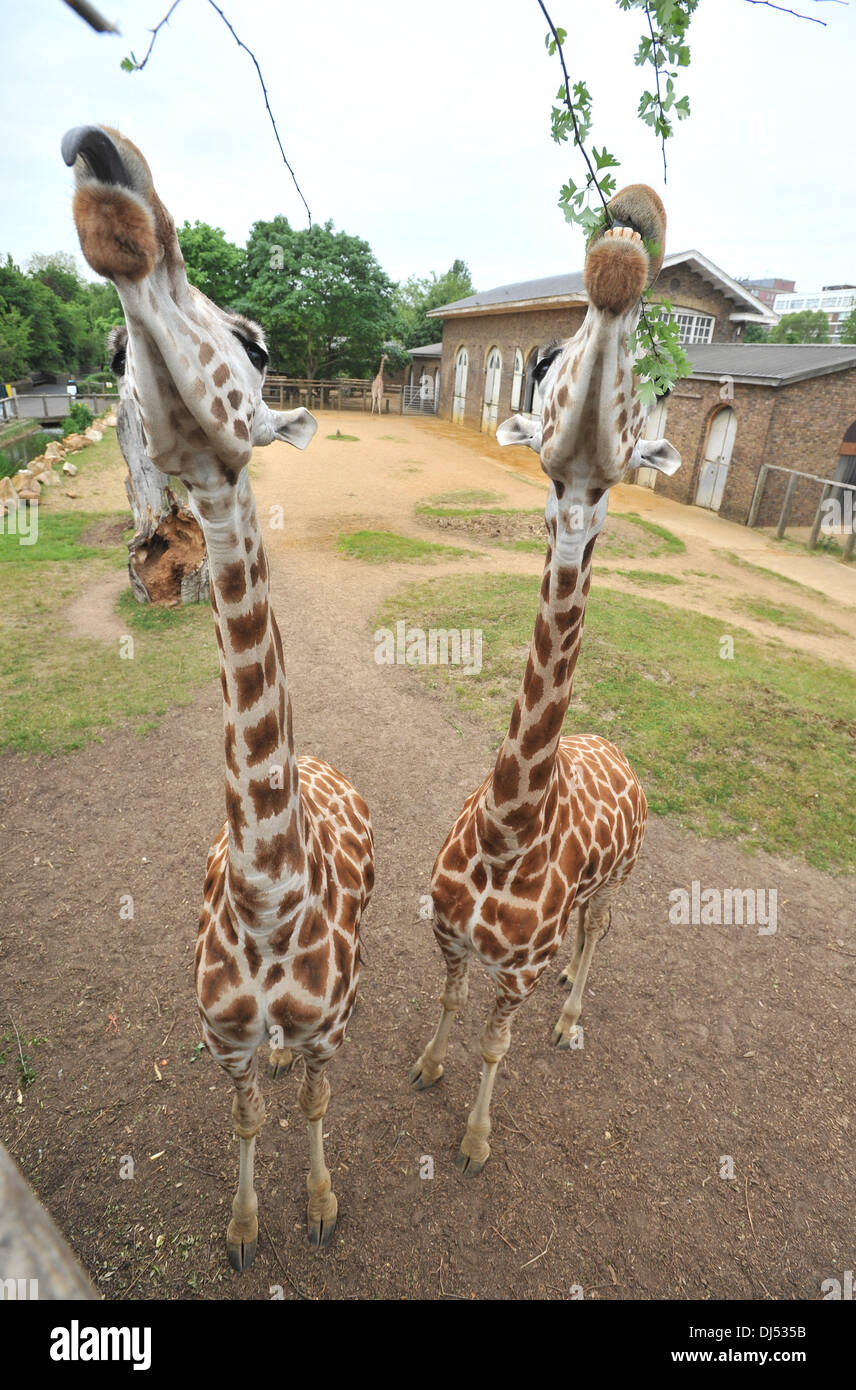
62, 125, 132, 188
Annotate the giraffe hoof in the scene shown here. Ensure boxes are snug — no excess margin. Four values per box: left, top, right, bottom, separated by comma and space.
267, 1049, 295, 1080
454, 1146, 488, 1177
307, 1200, 338, 1251
410, 1059, 443, 1090
551, 1023, 582, 1050
558, 969, 575, 988
226, 1235, 257, 1273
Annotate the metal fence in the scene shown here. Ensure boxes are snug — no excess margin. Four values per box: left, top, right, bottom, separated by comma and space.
0, 393, 118, 423
402, 385, 438, 415
747, 462, 856, 561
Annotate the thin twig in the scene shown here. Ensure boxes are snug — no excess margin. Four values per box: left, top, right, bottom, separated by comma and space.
126, 0, 312, 226
645, 4, 668, 183
520, 1224, 556, 1268
133, 0, 182, 68
536, 0, 613, 220
260, 1215, 316, 1300
205, 2, 312, 227
743, 0, 834, 21
744, 1172, 757, 1241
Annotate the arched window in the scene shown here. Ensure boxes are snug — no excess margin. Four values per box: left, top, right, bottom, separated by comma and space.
510, 348, 524, 411
452, 347, 468, 425
481, 346, 503, 433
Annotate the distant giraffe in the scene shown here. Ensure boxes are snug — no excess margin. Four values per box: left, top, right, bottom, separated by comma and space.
371, 354, 388, 414
410, 186, 681, 1175
64, 124, 375, 1267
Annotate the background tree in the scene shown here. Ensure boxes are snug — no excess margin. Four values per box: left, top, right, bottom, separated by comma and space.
768, 310, 830, 344
240, 217, 397, 378
176, 220, 245, 306
394, 259, 476, 348
838, 306, 856, 345
743, 322, 769, 344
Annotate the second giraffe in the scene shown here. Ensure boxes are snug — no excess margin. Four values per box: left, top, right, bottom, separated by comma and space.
411, 185, 682, 1174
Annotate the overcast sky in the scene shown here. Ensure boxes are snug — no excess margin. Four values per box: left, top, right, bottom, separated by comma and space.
2, 0, 853, 299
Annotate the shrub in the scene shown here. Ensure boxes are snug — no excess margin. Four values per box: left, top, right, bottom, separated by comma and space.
62, 400, 94, 437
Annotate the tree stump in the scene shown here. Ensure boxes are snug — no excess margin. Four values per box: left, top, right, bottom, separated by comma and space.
117, 390, 209, 606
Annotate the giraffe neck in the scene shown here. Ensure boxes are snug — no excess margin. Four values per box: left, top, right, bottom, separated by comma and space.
477, 498, 597, 862
192, 471, 307, 931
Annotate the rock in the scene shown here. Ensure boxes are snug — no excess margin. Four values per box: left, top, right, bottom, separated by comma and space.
63, 432, 90, 451
84, 427, 103, 443
44, 441, 65, 461
33, 467, 59, 487
62, 460, 78, 477
19, 488, 40, 503
0, 476, 19, 511
101, 412, 117, 428
64, 491, 80, 499
12, 470, 33, 493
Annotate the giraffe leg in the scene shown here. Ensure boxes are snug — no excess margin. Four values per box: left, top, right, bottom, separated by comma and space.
299, 1061, 338, 1250
551, 887, 617, 1049
558, 903, 587, 987
209, 1043, 265, 1273
410, 951, 469, 1090
455, 993, 517, 1177
267, 1046, 295, 1079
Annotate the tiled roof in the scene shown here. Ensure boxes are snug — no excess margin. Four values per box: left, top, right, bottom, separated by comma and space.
685, 343, 856, 385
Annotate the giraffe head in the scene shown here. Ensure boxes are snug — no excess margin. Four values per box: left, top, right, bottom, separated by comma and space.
497, 184, 680, 563
62, 124, 316, 490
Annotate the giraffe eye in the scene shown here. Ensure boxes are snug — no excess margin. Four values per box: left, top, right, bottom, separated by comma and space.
236, 334, 268, 372
110, 346, 127, 376
533, 346, 561, 385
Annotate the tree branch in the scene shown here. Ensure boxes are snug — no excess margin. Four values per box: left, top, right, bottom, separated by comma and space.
62, 0, 121, 33
536, 0, 613, 219
645, 5, 669, 183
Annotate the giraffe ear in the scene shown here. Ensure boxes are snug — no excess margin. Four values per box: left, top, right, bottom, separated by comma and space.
627, 436, 681, 476
253, 403, 317, 450
496, 415, 542, 452
272, 407, 317, 451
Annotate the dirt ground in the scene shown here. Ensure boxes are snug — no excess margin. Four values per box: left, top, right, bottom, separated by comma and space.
1, 412, 854, 1301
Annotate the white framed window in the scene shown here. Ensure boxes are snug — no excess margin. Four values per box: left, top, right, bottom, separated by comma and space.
510, 348, 524, 411
671, 309, 715, 344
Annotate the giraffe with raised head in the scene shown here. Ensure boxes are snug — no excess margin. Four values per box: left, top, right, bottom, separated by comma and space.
63, 125, 374, 1266
410, 185, 681, 1174
370, 354, 387, 414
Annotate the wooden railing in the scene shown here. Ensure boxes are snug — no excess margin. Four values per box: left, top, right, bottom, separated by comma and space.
262, 377, 403, 413
748, 463, 856, 561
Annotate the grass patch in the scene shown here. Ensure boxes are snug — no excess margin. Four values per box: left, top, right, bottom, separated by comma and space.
377, 572, 856, 873
0, 509, 218, 754
615, 569, 683, 587
736, 596, 846, 638
718, 550, 819, 595
495, 539, 545, 554
427, 489, 504, 507
618, 512, 686, 555
416, 504, 542, 519
327, 432, 359, 442
336, 530, 474, 563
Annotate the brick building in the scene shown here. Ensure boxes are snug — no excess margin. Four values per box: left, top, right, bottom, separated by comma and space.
429, 252, 856, 528
429, 250, 776, 433
737, 276, 795, 311
636, 344, 856, 526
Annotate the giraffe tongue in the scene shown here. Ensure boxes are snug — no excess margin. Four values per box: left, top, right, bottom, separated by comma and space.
61, 125, 130, 188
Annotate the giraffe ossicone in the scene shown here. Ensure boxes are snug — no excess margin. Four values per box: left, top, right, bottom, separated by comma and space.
64, 124, 375, 1266
411, 184, 681, 1177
